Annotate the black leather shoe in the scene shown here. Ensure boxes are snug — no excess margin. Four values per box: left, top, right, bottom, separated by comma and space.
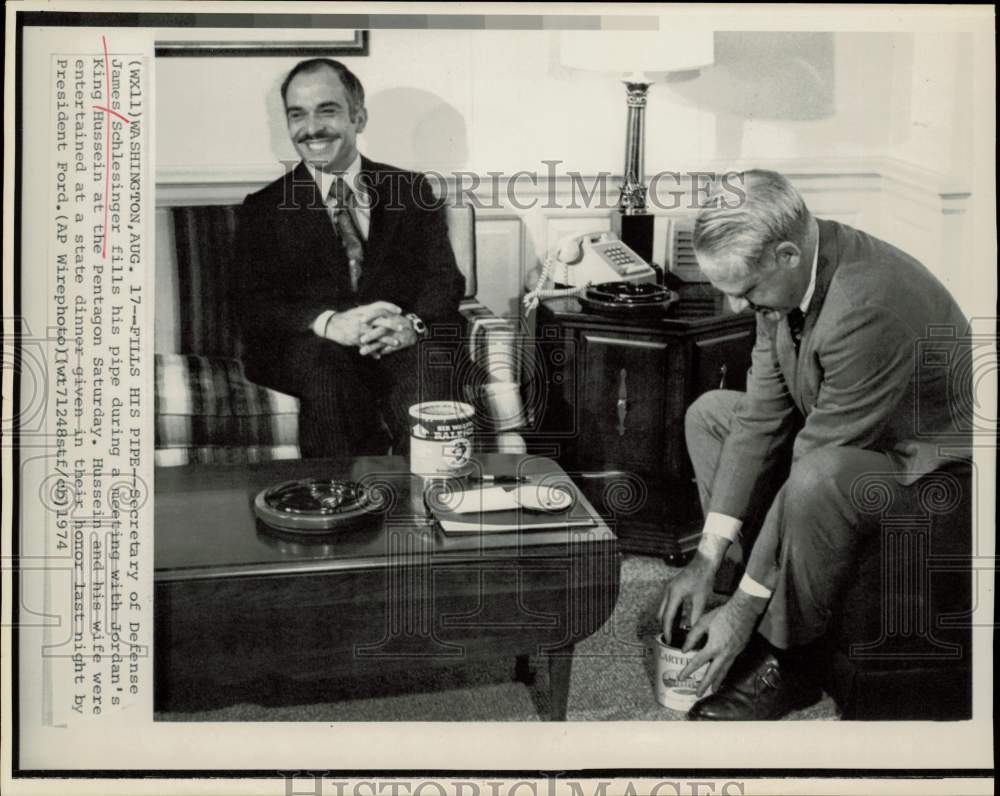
687, 642, 821, 721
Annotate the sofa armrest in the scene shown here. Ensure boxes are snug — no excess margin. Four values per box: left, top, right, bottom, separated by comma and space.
460, 300, 526, 451
155, 353, 300, 467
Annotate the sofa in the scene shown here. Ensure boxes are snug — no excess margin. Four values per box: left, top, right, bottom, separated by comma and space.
154, 203, 525, 466
824, 460, 973, 719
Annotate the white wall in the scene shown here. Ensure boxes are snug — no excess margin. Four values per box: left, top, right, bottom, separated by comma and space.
887, 32, 976, 178
157, 30, 911, 176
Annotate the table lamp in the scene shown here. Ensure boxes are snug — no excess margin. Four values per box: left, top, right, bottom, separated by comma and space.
559, 31, 714, 264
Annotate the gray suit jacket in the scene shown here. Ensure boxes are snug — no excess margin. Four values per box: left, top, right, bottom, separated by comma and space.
707, 220, 971, 583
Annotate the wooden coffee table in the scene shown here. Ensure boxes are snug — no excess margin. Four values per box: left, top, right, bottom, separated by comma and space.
154, 453, 620, 720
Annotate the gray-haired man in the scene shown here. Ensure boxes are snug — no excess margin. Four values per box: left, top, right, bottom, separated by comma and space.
659, 170, 971, 720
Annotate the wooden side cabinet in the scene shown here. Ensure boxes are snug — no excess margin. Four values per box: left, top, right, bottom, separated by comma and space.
534, 296, 756, 559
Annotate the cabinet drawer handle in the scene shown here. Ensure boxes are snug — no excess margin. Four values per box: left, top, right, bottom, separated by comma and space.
718, 363, 728, 390
616, 368, 628, 437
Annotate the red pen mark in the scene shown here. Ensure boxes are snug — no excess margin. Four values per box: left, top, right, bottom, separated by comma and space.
92, 35, 134, 259
94, 105, 131, 125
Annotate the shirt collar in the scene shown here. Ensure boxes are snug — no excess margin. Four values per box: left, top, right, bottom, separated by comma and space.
306, 153, 367, 206
798, 234, 820, 314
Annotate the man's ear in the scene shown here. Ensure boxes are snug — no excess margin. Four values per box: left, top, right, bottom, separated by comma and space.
354, 107, 369, 134
774, 240, 802, 270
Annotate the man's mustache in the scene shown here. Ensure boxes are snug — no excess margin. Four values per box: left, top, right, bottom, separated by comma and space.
296, 132, 340, 143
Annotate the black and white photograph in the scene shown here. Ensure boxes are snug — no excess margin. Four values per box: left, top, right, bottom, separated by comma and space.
3, 2, 996, 793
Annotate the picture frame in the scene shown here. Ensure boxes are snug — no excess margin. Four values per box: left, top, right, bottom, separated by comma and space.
155, 28, 369, 57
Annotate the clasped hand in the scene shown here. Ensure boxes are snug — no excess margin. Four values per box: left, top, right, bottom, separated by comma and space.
322, 302, 416, 358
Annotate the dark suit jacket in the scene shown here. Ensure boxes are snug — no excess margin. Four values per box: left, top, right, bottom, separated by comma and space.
707, 220, 972, 585
235, 157, 466, 393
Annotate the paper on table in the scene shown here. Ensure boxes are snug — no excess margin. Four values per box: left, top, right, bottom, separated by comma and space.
438, 485, 576, 514
436, 486, 521, 514
513, 483, 575, 512
433, 483, 595, 534
437, 514, 595, 534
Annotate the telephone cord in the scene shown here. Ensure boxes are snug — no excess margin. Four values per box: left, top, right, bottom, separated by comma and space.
523, 254, 590, 314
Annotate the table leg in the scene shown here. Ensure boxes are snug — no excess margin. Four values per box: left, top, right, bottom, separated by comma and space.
547, 645, 575, 721
514, 654, 534, 685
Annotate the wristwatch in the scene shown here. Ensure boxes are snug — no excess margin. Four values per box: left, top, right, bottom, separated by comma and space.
405, 313, 427, 337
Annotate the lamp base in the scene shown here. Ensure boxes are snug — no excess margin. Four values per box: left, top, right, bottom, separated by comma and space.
612, 211, 655, 266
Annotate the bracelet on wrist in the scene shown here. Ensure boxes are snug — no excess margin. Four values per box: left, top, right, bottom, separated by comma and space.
405, 312, 427, 337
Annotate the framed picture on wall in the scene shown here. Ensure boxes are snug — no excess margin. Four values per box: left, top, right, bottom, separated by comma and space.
155, 28, 369, 57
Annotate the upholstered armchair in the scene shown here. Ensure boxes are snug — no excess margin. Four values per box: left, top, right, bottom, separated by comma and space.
155, 203, 525, 466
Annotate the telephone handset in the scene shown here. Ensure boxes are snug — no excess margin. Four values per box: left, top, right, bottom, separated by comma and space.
523, 231, 657, 313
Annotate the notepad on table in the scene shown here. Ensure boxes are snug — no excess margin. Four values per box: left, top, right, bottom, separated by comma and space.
432, 484, 595, 535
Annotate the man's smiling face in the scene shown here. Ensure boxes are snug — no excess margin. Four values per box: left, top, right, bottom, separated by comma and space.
284, 66, 367, 174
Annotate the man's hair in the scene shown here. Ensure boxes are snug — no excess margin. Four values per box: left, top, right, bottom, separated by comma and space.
280, 58, 365, 119
693, 170, 810, 278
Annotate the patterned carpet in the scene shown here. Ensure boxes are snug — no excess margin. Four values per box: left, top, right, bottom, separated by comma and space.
155, 555, 839, 722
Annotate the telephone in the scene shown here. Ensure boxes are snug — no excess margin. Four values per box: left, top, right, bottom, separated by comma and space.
523, 231, 657, 313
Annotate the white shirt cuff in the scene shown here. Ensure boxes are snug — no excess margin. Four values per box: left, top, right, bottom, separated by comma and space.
703, 512, 742, 542
738, 573, 773, 599
313, 309, 336, 336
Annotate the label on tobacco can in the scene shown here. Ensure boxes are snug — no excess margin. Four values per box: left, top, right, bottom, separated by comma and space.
409, 401, 475, 476
653, 630, 711, 713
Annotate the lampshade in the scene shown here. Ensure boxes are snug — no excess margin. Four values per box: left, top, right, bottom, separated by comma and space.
559, 30, 714, 78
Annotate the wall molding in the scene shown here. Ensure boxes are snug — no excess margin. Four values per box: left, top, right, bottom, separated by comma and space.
155, 156, 971, 207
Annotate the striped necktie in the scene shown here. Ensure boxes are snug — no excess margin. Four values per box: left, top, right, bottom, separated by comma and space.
327, 177, 364, 293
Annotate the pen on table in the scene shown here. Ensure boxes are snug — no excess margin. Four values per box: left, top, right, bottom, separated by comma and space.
468, 474, 529, 484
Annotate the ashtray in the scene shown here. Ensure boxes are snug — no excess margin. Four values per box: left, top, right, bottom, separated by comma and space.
253, 478, 388, 535
579, 283, 679, 318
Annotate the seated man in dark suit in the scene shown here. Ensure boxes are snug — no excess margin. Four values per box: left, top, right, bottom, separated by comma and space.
660, 170, 972, 720
236, 58, 466, 457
